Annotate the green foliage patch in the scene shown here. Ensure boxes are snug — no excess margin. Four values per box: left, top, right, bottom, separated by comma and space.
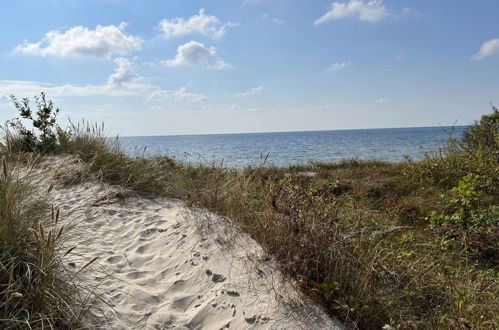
8, 93, 61, 153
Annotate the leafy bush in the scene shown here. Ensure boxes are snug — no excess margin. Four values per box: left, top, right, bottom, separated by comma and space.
426, 174, 499, 268
8, 93, 61, 153
427, 174, 498, 230
403, 107, 499, 196
462, 105, 499, 152
403, 107, 499, 269
402, 148, 469, 190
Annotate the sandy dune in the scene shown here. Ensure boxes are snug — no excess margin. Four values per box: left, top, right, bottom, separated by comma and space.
31, 157, 342, 329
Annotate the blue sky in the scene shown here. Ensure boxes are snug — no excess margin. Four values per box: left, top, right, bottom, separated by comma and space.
1, 0, 498, 136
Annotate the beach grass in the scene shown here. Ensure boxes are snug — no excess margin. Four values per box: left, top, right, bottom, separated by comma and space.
2, 95, 498, 329
0, 151, 85, 329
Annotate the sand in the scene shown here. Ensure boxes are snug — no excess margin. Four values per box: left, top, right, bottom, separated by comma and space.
30, 156, 343, 330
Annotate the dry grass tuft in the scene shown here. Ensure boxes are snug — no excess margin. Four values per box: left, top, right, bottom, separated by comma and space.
0, 154, 84, 328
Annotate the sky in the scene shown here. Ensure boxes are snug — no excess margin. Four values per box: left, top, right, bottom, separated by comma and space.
0, 0, 498, 136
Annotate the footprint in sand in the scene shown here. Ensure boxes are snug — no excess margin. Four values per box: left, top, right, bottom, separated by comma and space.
126, 271, 150, 280
106, 255, 124, 264
206, 269, 226, 283
226, 290, 240, 297
135, 242, 156, 254
170, 295, 196, 312
140, 228, 158, 238
111, 293, 124, 303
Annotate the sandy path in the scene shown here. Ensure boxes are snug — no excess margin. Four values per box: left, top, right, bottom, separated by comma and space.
31, 157, 342, 330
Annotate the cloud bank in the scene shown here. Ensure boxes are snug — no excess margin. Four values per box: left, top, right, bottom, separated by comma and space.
163, 41, 230, 70
0, 58, 206, 104
233, 86, 266, 97
159, 9, 237, 40
327, 62, 352, 72
315, 0, 388, 25
14, 23, 142, 59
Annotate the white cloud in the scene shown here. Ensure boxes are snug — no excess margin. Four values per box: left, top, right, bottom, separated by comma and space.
233, 86, 266, 97
327, 62, 352, 72
14, 23, 142, 59
149, 87, 208, 103
262, 13, 285, 25
375, 98, 389, 104
107, 57, 140, 86
163, 41, 230, 70
159, 9, 237, 40
472, 38, 499, 60
314, 0, 388, 25
0, 59, 207, 104
0, 80, 83, 98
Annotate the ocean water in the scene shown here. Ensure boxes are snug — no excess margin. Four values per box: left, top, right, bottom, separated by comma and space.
119, 126, 467, 168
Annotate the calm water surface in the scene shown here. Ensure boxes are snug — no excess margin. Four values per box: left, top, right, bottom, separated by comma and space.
120, 126, 467, 168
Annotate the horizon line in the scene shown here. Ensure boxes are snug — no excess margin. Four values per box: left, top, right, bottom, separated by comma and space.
119, 124, 469, 139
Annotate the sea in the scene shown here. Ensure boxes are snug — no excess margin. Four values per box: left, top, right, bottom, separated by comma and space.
119, 126, 467, 168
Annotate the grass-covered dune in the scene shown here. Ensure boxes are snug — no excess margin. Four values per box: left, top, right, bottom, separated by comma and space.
1, 93, 498, 329
0, 154, 91, 327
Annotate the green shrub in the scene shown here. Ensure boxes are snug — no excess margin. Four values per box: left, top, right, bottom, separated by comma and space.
427, 174, 498, 230
425, 174, 499, 268
8, 93, 61, 153
403, 107, 499, 196
462, 105, 499, 152
402, 148, 469, 190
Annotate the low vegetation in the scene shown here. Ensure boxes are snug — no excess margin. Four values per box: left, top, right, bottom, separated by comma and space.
0, 96, 96, 329
0, 152, 83, 328
2, 94, 498, 329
